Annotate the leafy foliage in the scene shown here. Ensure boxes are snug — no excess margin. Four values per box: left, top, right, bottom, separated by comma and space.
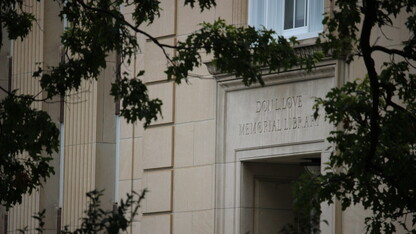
291, 0, 416, 233
0, 94, 59, 209
0, 0, 319, 208
1, 0, 416, 233
62, 190, 144, 233
111, 71, 162, 126
0, 0, 35, 47
130, 0, 161, 26
17, 189, 145, 233
168, 20, 322, 86
307, 76, 416, 232
280, 174, 321, 234
0, 0, 214, 208
183, 0, 216, 11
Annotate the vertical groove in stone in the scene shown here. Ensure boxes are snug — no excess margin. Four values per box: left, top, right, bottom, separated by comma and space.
62, 80, 97, 229
6, 0, 102, 230
8, 0, 44, 231
232, 0, 248, 26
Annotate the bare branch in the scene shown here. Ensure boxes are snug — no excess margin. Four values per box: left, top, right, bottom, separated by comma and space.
0, 85, 12, 96
372, 45, 416, 61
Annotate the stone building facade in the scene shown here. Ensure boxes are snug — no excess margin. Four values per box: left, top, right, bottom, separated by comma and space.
0, 0, 411, 233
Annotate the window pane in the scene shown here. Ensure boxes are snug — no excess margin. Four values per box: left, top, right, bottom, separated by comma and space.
284, 0, 294, 29
295, 0, 307, 28
309, 0, 323, 32
267, 0, 283, 34
248, 0, 267, 29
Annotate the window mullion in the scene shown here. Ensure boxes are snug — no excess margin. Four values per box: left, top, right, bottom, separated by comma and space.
249, 0, 323, 39
293, 0, 296, 28
305, 0, 308, 27
265, 0, 269, 28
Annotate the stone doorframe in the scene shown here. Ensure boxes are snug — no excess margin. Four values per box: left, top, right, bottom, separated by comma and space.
210, 60, 346, 234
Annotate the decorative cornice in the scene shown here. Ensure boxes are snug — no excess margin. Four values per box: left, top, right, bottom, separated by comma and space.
204, 43, 331, 82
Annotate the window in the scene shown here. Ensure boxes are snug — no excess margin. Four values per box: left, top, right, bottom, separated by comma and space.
248, 0, 324, 40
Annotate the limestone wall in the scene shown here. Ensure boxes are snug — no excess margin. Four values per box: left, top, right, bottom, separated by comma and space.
3, 0, 413, 233
7, 0, 44, 232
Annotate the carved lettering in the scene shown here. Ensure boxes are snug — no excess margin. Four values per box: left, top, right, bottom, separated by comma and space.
238, 114, 320, 136
238, 95, 320, 136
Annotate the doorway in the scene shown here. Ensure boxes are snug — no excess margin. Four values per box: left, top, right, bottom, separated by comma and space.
254, 177, 295, 233
240, 161, 310, 234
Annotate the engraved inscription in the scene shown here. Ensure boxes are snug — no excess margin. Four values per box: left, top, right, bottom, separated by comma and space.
239, 95, 320, 136
256, 96, 303, 113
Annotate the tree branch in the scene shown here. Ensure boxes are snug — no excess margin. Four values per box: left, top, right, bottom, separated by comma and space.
71, 0, 178, 65
361, 0, 381, 169
379, 82, 416, 123
372, 46, 416, 61
369, 163, 416, 212
0, 85, 12, 96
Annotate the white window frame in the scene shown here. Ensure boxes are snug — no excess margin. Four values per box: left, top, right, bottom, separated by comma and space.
281, 0, 309, 37
248, 0, 323, 40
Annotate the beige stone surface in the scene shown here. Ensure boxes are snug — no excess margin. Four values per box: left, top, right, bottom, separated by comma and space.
221, 208, 236, 234
192, 210, 214, 234
132, 179, 144, 220
64, 81, 98, 147
144, 38, 175, 83
342, 205, 371, 234
224, 74, 335, 162
63, 143, 97, 227
174, 124, 194, 168
173, 120, 215, 168
95, 74, 105, 142
143, 170, 172, 213
143, 126, 173, 169
143, 0, 176, 38
118, 180, 135, 222
131, 221, 141, 234
194, 120, 215, 166
173, 212, 192, 234
173, 210, 214, 234
147, 82, 174, 125
133, 137, 144, 179
8, 191, 40, 232
121, 51, 136, 75
95, 142, 116, 207
222, 162, 237, 208
175, 78, 216, 123
134, 121, 145, 138
120, 117, 134, 139
119, 139, 133, 180
215, 0, 233, 23
173, 166, 213, 211
8, 0, 416, 232
232, 0, 249, 26
134, 34, 146, 73
253, 178, 295, 233
101, 64, 117, 143
176, 2, 215, 36
133, 179, 142, 196
118, 179, 132, 203
349, 57, 366, 83
373, 12, 410, 48
141, 214, 171, 234
131, 179, 146, 225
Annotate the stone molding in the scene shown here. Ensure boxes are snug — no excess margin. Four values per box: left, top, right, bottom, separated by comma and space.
212, 60, 342, 234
